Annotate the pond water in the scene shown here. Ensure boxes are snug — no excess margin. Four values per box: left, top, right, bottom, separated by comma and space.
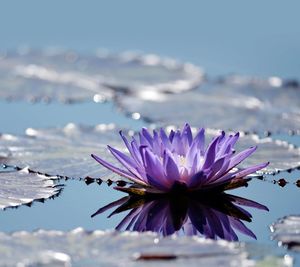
0, 97, 299, 266
1, 1, 300, 265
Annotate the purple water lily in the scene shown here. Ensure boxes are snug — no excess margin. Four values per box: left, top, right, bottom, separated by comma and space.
92, 124, 269, 194
91, 193, 269, 240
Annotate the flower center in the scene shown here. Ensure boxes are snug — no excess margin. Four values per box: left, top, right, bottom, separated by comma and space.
179, 155, 186, 167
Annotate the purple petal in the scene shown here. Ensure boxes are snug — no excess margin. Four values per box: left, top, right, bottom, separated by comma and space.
217, 132, 239, 157
211, 161, 269, 186
228, 194, 269, 211
204, 154, 232, 184
160, 128, 171, 149
119, 131, 133, 153
189, 152, 200, 175
124, 212, 140, 231
183, 221, 198, 236
145, 201, 169, 230
223, 226, 239, 241
163, 213, 177, 235
152, 130, 162, 156
202, 133, 223, 170
206, 154, 232, 184
188, 203, 207, 234
181, 123, 193, 151
141, 128, 153, 146
116, 208, 140, 231
163, 150, 181, 184
230, 217, 257, 239
107, 145, 144, 180
185, 128, 206, 169
171, 130, 185, 155
187, 170, 207, 188
169, 129, 175, 142
139, 129, 153, 147
130, 138, 143, 165
141, 147, 170, 190
186, 141, 199, 168
228, 132, 239, 147
91, 154, 146, 185
119, 131, 143, 166
227, 146, 257, 171
193, 128, 205, 152
233, 162, 269, 179
206, 156, 226, 180
91, 196, 129, 218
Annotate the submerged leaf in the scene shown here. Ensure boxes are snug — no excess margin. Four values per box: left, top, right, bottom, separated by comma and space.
0, 49, 203, 103
271, 215, 300, 252
117, 80, 300, 134
0, 228, 280, 266
0, 167, 61, 209
0, 125, 299, 182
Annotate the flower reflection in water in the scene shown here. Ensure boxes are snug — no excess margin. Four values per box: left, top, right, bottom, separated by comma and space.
92, 193, 268, 241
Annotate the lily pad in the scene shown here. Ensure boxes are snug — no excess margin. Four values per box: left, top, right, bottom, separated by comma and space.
271, 215, 300, 252
0, 167, 61, 210
0, 124, 299, 182
0, 123, 123, 180
117, 80, 300, 134
0, 228, 288, 267
0, 48, 203, 103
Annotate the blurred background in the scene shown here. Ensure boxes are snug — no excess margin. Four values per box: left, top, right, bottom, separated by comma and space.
0, 0, 299, 78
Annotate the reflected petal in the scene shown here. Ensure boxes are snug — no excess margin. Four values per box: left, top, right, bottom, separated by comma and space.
92, 192, 268, 241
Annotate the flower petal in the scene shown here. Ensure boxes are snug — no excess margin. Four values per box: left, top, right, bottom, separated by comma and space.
193, 128, 205, 152
159, 128, 171, 149
119, 131, 143, 166
141, 147, 170, 190
211, 161, 269, 186
202, 133, 224, 170
186, 170, 206, 188
91, 154, 147, 185
107, 145, 145, 180
227, 146, 257, 171
141, 128, 153, 146
171, 130, 185, 155
181, 123, 193, 152
91, 196, 129, 218
228, 194, 269, 211
230, 217, 257, 239
152, 130, 162, 156
163, 150, 181, 184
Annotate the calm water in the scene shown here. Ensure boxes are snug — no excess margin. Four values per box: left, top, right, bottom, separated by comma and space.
0, 1, 300, 264
0, 101, 299, 245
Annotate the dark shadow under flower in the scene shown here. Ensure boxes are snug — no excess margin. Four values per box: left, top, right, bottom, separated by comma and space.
92, 123, 269, 195
92, 192, 268, 241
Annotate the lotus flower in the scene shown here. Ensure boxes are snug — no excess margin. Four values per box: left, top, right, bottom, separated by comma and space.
92, 124, 269, 194
91, 193, 269, 240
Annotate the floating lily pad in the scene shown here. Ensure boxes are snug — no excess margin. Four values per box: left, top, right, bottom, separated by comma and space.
0, 124, 299, 182
0, 228, 289, 266
117, 80, 300, 134
0, 167, 61, 210
271, 215, 300, 252
0, 48, 203, 103
0, 123, 123, 180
